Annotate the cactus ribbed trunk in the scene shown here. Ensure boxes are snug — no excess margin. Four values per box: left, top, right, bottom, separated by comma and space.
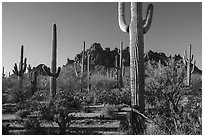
81, 41, 85, 76
118, 2, 153, 134
119, 42, 124, 88
130, 2, 145, 113
42, 24, 61, 107
2, 67, 5, 78
115, 55, 119, 82
19, 45, 24, 89
187, 45, 191, 86
87, 54, 91, 92
50, 24, 57, 98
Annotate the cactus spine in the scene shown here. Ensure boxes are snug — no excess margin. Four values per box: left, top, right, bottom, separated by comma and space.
13, 45, 27, 89
42, 24, 61, 101
118, 2, 153, 134
183, 44, 195, 86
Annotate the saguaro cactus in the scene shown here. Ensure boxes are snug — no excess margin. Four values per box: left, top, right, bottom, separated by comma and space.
87, 54, 91, 92
42, 24, 61, 101
2, 67, 5, 78
118, 2, 153, 134
74, 41, 86, 78
115, 54, 119, 81
13, 45, 27, 89
183, 44, 195, 86
119, 41, 123, 87
81, 41, 85, 76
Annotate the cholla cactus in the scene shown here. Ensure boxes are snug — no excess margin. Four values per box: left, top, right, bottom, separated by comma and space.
13, 45, 27, 89
118, 2, 153, 134
183, 44, 195, 86
42, 24, 61, 101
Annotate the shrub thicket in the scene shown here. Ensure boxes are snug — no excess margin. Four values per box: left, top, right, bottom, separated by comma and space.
145, 58, 202, 135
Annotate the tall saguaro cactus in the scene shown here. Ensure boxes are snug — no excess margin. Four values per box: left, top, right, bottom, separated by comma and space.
13, 45, 27, 89
183, 44, 195, 86
42, 24, 61, 101
118, 2, 153, 134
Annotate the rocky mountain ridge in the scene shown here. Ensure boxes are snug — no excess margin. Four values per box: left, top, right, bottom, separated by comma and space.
27, 42, 201, 75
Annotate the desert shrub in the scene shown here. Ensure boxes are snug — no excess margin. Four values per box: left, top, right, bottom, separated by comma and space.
2, 77, 17, 93
90, 74, 118, 104
145, 58, 201, 134
96, 88, 131, 105
89, 74, 131, 105
38, 89, 81, 134
191, 73, 202, 95
37, 75, 50, 90
34, 70, 84, 134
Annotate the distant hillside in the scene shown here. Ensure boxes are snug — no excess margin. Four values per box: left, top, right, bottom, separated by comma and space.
64, 43, 202, 75
27, 42, 201, 76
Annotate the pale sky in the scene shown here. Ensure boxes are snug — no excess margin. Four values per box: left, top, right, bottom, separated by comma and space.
2, 2, 202, 75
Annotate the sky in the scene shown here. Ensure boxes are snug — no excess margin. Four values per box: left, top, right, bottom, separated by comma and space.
2, 2, 202, 76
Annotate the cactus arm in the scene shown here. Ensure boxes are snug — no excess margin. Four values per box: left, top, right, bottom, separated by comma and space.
118, 2, 129, 33
74, 62, 79, 77
183, 50, 188, 64
42, 65, 52, 76
22, 58, 27, 73
143, 4, 153, 34
2, 67, 5, 78
191, 60, 196, 73
12, 70, 16, 76
191, 55, 194, 61
13, 63, 19, 76
54, 67, 61, 78
27, 64, 32, 72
